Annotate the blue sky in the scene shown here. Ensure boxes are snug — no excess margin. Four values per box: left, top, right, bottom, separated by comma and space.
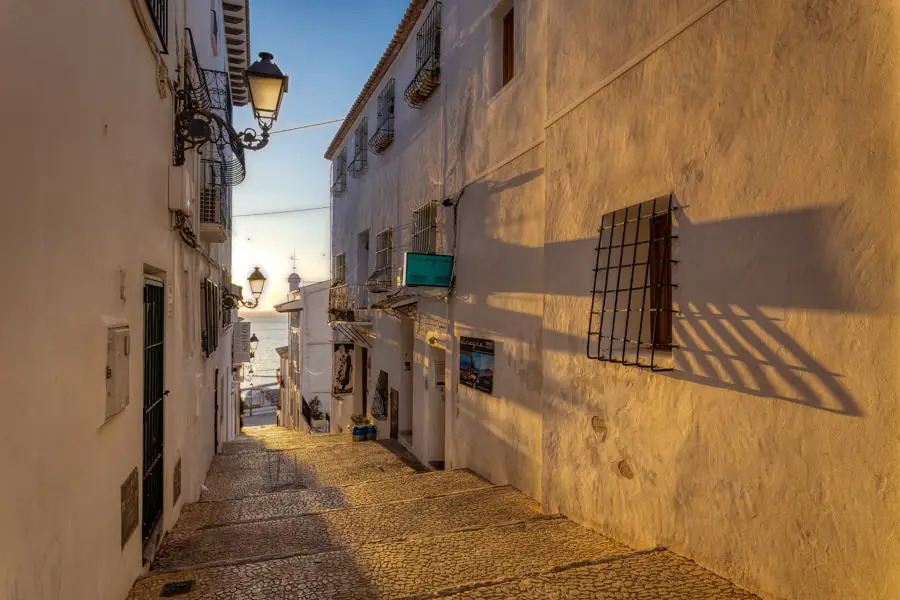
232, 0, 410, 311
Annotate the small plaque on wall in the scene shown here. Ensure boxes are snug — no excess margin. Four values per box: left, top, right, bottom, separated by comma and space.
121, 467, 139, 549
173, 458, 182, 505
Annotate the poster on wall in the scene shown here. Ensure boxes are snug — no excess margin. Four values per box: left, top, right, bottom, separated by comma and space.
459, 337, 495, 395
332, 343, 354, 396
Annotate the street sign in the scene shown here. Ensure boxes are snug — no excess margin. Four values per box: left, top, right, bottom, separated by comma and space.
233, 321, 251, 363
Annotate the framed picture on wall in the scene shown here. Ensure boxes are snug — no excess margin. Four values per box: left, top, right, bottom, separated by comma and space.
459, 337, 494, 394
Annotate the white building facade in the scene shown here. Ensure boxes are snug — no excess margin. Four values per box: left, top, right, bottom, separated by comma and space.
0, 1, 256, 598
277, 280, 333, 432
327, 1, 900, 599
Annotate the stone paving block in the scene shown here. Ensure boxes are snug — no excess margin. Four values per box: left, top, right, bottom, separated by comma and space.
176, 470, 492, 530
129, 518, 632, 600
153, 486, 542, 571
441, 549, 760, 599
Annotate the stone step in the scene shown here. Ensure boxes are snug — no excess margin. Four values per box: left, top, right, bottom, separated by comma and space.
200, 441, 426, 501
129, 517, 632, 599
440, 549, 760, 599
153, 485, 543, 572
220, 430, 353, 454
177, 469, 492, 530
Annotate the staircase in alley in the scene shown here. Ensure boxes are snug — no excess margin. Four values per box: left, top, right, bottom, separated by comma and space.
127, 426, 759, 599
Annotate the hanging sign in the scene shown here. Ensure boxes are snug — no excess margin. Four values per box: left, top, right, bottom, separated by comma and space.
233, 321, 251, 364
403, 253, 454, 288
332, 343, 354, 395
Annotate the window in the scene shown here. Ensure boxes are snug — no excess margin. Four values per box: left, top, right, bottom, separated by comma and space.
331, 149, 347, 196
411, 201, 438, 254
145, 0, 168, 52
201, 279, 220, 357
349, 118, 368, 178
587, 195, 677, 370
374, 229, 395, 290
370, 79, 396, 154
333, 253, 346, 286
502, 7, 515, 86
404, 2, 442, 108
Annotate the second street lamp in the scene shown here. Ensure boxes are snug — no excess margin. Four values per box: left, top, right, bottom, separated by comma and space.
249, 334, 260, 353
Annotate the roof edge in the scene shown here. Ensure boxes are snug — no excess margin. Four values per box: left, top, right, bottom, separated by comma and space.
324, 0, 428, 160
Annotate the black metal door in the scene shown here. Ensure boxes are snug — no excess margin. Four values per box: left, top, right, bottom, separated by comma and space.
142, 277, 165, 545
213, 368, 219, 452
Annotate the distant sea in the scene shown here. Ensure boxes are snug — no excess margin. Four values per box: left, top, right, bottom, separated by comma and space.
239, 312, 287, 392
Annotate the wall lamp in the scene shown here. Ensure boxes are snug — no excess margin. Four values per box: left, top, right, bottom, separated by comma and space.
224, 267, 266, 310
249, 334, 260, 353
175, 52, 288, 155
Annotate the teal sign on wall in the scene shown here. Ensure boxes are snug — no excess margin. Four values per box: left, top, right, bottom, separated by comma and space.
403, 253, 454, 288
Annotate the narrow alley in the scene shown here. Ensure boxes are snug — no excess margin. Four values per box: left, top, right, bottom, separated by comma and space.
127, 426, 757, 599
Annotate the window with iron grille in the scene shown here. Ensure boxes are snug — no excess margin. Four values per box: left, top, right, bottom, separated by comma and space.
331, 149, 347, 196
349, 118, 368, 178
333, 253, 346, 286
201, 279, 220, 357
587, 195, 677, 371
404, 2, 442, 108
369, 79, 395, 154
411, 201, 438, 254
374, 229, 394, 290
145, 0, 168, 52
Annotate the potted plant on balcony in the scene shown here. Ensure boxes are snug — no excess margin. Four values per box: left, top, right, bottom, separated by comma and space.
350, 414, 369, 442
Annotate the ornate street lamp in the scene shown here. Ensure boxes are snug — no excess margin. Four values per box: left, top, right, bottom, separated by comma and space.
249, 334, 260, 353
175, 52, 289, 157
224, 267, 267, 310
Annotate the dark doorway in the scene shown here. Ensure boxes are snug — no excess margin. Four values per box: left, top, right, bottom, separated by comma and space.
390, 388, 399, 439
142, 277, 165, 549
361, 347, 369, 417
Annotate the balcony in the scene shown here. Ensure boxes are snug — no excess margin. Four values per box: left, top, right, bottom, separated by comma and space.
369, 80, 395, 155
404, 2, 441, 108
328, 284, 371, 324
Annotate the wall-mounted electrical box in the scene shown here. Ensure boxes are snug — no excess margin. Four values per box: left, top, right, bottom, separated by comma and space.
105, 326, 130, 420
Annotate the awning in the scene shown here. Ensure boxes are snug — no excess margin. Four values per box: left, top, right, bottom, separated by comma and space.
274, 299, 304, 313
332, 323, 373, 348
275, 346, 288, 358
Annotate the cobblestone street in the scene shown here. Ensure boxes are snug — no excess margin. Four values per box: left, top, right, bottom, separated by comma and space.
127, 426, 759, 599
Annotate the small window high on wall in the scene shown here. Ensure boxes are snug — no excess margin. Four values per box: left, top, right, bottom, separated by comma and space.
587, 195, 678, 371
502, 6, 515, 86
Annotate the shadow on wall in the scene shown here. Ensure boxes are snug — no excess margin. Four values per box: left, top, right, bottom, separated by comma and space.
462, 176, 882, 417
668, 205, 884, 417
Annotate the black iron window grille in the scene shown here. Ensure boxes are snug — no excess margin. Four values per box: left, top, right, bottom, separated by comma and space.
411, 200, 438, 253
405, 2, 442, 108
332, 149, 348, 196
374, 229, 395, 291
587, 195, 678, 371
201, 279, 221, 357
199, 159, 231, 232
145, 0, 168, 53
333, 253, 346, 286
349, 118, 369, 178
370, 79, 396, 154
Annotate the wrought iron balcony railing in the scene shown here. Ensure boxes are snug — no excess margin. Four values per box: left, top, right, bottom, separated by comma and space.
405, 3, 441, 108
370, 79, 395, 154
328, 284, 371, 323
348, 151, 368, 178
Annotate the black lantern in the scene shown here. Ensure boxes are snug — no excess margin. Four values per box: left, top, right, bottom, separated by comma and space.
224, 267, 267, 310
245, 52, 289, 128
249, 334, 260, 353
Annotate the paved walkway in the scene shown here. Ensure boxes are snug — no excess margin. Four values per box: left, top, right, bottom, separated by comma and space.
128, 425, 759, 599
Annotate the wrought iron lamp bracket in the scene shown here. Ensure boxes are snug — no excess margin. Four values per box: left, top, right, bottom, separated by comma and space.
174, 89, 271, 166
223, 291, 260, 310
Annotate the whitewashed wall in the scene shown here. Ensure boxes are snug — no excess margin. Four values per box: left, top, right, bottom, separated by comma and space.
0, 1, 240, 598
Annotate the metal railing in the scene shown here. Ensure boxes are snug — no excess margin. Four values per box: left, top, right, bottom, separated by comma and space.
328, 284, 371, 323
369, 79, 395, 154
145, 0, 168, 53
405, 2, 441, 108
